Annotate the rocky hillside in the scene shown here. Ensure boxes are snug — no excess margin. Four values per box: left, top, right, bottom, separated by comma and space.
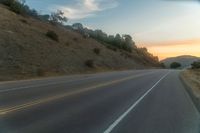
0, 4, 160, 81
162, 55, 200, 68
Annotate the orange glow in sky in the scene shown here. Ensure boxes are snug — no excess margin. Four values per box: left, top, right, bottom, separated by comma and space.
144, 39, 200, 60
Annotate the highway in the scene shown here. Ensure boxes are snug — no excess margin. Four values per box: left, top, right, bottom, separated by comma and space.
0, 69, 199, 133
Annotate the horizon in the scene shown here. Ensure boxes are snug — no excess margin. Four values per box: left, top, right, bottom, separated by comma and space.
1, 1, 200, 132
26, 0, 200, 60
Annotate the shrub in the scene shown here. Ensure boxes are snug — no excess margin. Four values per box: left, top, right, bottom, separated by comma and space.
9, 1, 24, 14
191, 61, 200, 69
170, 62, 181, 69
36, 68, 45, 76
93, 48, 101, 55
85, 60, 95, 68
20, 19, 28, 24
65, 42, 70, 46
73, 37, 78, 42
1, 0, 26, 14
46, 30, 59, 42
0, 0, 14, 6
83, 33, 89, 39
106, 45, 117, 51
160, 63, 166, 68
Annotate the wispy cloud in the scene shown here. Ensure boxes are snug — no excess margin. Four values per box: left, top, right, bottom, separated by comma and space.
51, 0, 119, 20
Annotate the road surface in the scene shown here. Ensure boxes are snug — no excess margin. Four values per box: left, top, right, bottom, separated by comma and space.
0, 69, 199, 133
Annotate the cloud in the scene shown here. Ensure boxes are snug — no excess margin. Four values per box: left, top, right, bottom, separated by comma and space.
51, 0, 119, 20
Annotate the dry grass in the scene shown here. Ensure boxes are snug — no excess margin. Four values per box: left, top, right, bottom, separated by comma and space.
0, 4, 159, 81
181, 69, 200, 98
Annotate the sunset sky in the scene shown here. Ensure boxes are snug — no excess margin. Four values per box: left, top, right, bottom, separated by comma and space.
26, 0, 200, 60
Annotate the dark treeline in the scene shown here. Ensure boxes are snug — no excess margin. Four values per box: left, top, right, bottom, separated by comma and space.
70, 23, 159, 64
70, 23, 136, 52
0, 0, 38, 17
0, 0, 67, 25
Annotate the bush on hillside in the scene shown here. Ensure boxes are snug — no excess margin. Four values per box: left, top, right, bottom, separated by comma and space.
85, 60, 95, 68
191, 61, 200, 69
93, 48, 101, 55
0, 0, 39, 16
36, 68, 45, 76
9, 0, 25, 14
20, 19, 28, 24
106, 45, 117, 51
170, 62, 181, 69
160, 63, 166, 68
1, 0, 70, 24
0, 0, 14, 6
73, 37, 78, 42
71, 24, 135, 52
46, 30, 59, 42
65, 42, 70, 46
1, 0, 28, 14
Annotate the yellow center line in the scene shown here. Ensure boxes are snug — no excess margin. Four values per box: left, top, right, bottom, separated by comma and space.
0, 72, 154, 115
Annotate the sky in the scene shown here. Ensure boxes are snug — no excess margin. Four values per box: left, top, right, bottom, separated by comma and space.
25, 0, 200, 60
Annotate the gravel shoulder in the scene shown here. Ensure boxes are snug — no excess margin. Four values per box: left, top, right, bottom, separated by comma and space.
180, 69, 200, 111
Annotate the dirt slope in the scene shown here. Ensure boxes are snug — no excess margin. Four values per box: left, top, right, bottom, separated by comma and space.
0, 4, 159, 81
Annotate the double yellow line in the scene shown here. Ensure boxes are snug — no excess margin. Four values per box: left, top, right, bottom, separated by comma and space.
0, 72, 154, 115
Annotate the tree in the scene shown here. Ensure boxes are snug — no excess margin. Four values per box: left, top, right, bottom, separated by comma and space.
191, 61, 200, 69
123, 34, 135, 48
72, 23, 85, 35
0, 0, 15, 6
50, 10, 68, 25
72, 23, 84, 30
170, 62, 181, 69
46, 30, 59, 42
10, 0, 26, 14
0, 0, 26, 14
114, 34, 122, 48
160, 63, 166, 68
39, 14, 50, 22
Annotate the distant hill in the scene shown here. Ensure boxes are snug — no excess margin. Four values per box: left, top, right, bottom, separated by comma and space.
161, 55, 200, 68
0, 4, 160, 81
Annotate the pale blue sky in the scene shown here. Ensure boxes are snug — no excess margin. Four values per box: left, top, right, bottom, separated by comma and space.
26, 0, 200, 47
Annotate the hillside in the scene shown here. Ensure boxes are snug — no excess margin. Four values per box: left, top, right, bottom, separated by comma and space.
0, 4, 160, 81
162, 55, 200, 68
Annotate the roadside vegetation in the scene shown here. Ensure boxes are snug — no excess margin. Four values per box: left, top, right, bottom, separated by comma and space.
85, 60, 95, 68
72, 23, 135, 52
0, 0, 67, 24
170, 62, 181, 69
0, 0, 159, 62
181, 61, 200, 111
191, 61, 200, 69
46, 30, 59, 42
161, 55, 200, 69
93, 48, 101, 55
0, 0, 161, 81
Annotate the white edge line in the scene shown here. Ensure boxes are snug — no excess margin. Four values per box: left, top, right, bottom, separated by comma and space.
103, 71, 170, 133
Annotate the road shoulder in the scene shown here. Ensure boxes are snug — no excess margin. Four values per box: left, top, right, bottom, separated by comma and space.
180, 69, 200, 112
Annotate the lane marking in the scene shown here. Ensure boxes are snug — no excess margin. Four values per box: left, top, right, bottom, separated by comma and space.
0, 72, 155, 115
0, 71, 150, 93
0, 77, 94, 93
103, 71, 170, 133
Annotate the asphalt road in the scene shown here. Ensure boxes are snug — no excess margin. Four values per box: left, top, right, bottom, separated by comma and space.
0, 69, 199, 133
